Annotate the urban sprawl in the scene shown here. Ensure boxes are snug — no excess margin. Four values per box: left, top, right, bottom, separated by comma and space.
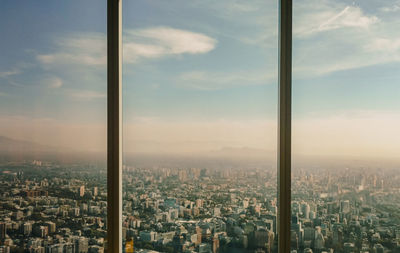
0, 161, 399, 253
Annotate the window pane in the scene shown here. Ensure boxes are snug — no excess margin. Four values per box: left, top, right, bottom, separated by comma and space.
292, 1, 400, 252
122, 1, 278, 252
0, 1, 107, 252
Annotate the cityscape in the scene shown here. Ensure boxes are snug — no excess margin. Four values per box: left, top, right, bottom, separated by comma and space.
2, 0, 400, 253
1, 159, 399, 253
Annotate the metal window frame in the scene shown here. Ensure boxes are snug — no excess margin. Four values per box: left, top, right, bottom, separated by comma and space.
106, 0, 293, 251
107, 0, 122, 252
278, 0, 292, 252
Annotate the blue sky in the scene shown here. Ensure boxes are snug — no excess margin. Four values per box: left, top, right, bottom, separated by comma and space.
1, 0, 400, 159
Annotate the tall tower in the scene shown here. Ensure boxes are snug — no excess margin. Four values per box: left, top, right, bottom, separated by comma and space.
79, 185, 85, 197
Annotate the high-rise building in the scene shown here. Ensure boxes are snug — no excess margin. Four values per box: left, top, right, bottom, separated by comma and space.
75, 237, 89, 253
196, 226, 202, 245
0, 245, 10, 253
213, 207, 221, 217
46, 244, 64, 253
301, 203, 310, 219
196, 199, 203, 208
93, 187, 98, 197
314, 227, 325, 250
23, 223, 32, 236
33, 225, 48, 238
0, 222, 6, 241
45, 221, 56, 234
64, 243, 75, 253
373, 244, 384, 253
243, 199, 249, 208
71, 207, 80, 217
290, 230, 299, 250
340, 200, 350, 213
139, 231, 156, 242
212, 236, 219, 253
79, 186, 85, 197
303, 227, 315, 243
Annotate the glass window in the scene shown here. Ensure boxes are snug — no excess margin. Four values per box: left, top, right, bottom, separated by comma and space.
292, 0, 400, 252
122, 1, 278, 252
0, 1, 107, 252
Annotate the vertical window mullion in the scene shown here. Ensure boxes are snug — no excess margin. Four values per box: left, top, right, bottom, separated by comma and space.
107, 0, 123, 252
278, 0, 292, 252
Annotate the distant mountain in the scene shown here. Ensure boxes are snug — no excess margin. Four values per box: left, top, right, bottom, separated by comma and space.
0, 135, 57, 154
122, 146, 276, 169
0, 136, 105, 164
0, 136, 70, 161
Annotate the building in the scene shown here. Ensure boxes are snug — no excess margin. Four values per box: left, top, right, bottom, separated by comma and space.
301, 203, 310, 219
0, 246, 10, 253
33, 225, 48, 238
340, 200, 350, 213
79, 186, 85, 197
22, 190, 48, 197
23, 222, 32, 236
45, 221, 56, 233
0, 222, 6, 241
93, 187, 98, 197
75, 237, 89, 253
140, 231, 157, 242
89, 245, 104, 253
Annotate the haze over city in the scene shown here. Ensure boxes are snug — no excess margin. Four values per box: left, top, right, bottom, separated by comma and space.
1, 1, 400, 253
1, 0, 400, 164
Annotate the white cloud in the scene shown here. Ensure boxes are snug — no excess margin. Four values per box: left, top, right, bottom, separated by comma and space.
184, 0, 278, 48
36, 27, 216, 67
291, 0, 400, 77
124, 27, 217, 63
26, 1, 400, 86
364, 38, 400, 53
178, 70, 275, 90
44, 77, 63, 88
294, 3, 378, 37
380, 2, 400, 12
192, 0, 394, 78
318, 6, 377, 31
37, 33, 107, 66
0, 69, 20, 78
293, 32, 400, 78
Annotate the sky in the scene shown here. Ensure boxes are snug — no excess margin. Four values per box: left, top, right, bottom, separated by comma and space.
1, 0, 400, 161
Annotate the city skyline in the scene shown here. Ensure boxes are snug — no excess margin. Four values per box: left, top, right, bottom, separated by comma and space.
1, 160, 399, 252
1, 1, 400, 252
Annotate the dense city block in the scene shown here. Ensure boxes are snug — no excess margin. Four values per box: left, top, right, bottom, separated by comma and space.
0, 161, 399, 253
